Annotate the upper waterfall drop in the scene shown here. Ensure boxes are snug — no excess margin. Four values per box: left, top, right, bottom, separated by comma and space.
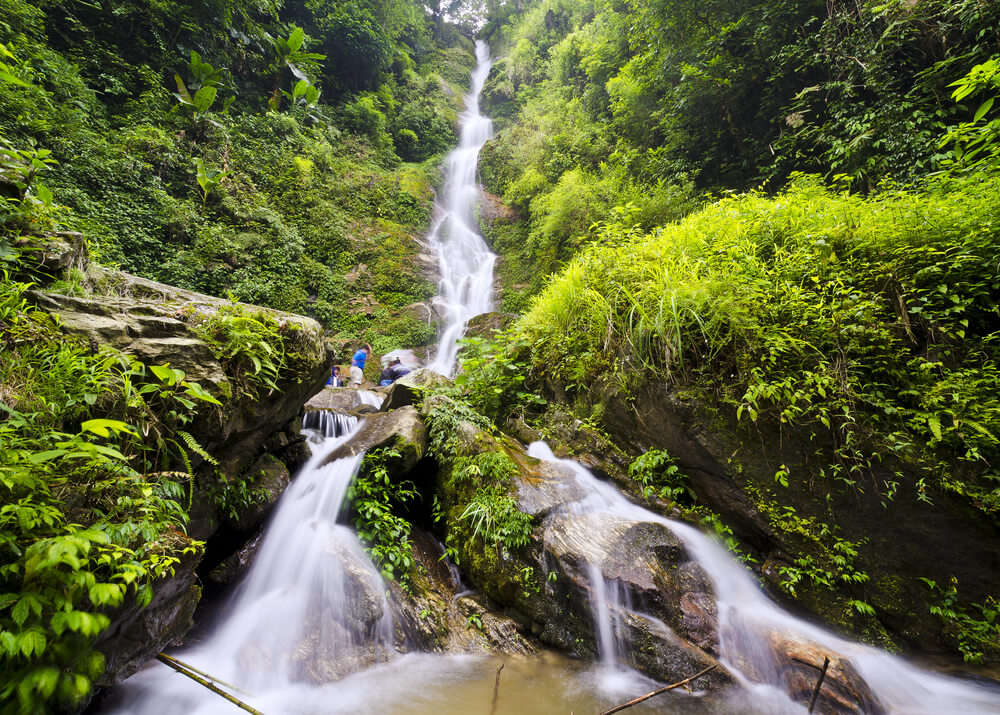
427, 40, 496, 376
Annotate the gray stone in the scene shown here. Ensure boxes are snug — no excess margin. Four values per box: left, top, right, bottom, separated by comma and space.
209, 530, 264, 586
306, 386, 386, 413
380, 368, 450, 412
322, 406, 427, 471
94, 550, 201, 688
390, 528, 537, 657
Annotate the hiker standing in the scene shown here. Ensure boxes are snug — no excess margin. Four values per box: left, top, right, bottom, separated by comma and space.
350, 344, 371, 386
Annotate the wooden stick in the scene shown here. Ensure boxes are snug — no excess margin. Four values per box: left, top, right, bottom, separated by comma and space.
807, 656, 830, 714
599, 664, 718, 715
156, 653, 264, 715
489, 662, 504, 715
157, 652, 254, 697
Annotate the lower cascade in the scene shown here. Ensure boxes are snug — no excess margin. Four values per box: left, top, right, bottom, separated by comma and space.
107, 416, 1000, 714
523, 442, 1000, 715
108, 421, 395, 713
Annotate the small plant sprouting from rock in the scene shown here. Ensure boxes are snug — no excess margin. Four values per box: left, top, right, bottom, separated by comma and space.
350, 447, 418, 589
628, 449, 695, 505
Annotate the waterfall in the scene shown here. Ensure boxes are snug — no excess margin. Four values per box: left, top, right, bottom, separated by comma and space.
525, 441, 1000, 714
427, 40, 496, 376
109, 422, 394, 714
302, 410, 358, 438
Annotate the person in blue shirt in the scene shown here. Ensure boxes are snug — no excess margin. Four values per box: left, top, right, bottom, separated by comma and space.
327, 365, 344, 387
350, 344, 371, 386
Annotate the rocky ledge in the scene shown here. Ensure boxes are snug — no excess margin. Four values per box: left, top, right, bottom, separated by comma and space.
28, 236, 334, 695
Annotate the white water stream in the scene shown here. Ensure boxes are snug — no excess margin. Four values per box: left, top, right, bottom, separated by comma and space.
427, 40, 496, 376
109, 423, 394, 714
526, 441, 1000, 714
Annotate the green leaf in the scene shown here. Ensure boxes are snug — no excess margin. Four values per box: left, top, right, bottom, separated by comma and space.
973, 97, 994, 123
89, 583, 124, 608
927, 414, 943, 441
28, 449, 67, 464
11, 597, 29, 626
183, 381, 222, 405
149, 364, 177, 385
287, 26, 305, 53
80, 419, 136, 438
173, 74, 192, 104
192, 85, 216, 114
19, 630, 46, 657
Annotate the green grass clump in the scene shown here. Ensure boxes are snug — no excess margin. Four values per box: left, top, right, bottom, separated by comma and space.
519, 172, 1000, 514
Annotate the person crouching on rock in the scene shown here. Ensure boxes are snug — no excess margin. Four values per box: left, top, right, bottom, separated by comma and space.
350, 343, 371, 386
379, 357, 410, 386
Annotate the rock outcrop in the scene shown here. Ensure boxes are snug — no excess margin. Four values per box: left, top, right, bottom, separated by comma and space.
321, 405, 427, 471
27, 238, 333, 696
585, 382, 1000, 659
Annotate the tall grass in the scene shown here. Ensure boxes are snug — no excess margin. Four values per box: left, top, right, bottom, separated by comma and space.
516, 172, 1000, 514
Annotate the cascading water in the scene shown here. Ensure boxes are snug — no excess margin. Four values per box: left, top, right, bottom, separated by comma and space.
526, 441, 1000, 714
427, 40, 496, 376
108, 422, 394, 714
302, 410, 358, 438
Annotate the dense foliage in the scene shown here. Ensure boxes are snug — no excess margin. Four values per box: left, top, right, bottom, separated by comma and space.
0, 0, 477, 357
477, 0, 1000, 306
505, 170, 1000, 660
0, 274, 207, 713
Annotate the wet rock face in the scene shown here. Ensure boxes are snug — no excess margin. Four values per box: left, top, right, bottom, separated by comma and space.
322, 406, 427, 471
390, 528, 537, 657
208, 531, 264, 586
763, 633, 886, 715
306, 386, 385, 413
226, 454, 291, 533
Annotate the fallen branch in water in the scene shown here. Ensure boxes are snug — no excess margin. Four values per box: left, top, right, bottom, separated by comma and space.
158, 652, 253, 696
156, 653, 264, 715
599, 664, 718, 715
489, 663, 505, 715
807, 656, 831, 714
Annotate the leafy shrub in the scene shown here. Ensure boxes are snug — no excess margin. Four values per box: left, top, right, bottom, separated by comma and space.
628, 449, 694, 504
350, 447, 417, 587
0, 275, 217, 713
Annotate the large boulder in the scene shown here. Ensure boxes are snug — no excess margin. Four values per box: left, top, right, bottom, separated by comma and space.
379, 368, 450, 412
322, 406, 427, 471
390, 528, 537, 657
30, 264, 332, 485
93, 550, 201, 689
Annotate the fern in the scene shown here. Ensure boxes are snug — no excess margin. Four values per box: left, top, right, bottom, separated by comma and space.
177, 429, 218, 466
